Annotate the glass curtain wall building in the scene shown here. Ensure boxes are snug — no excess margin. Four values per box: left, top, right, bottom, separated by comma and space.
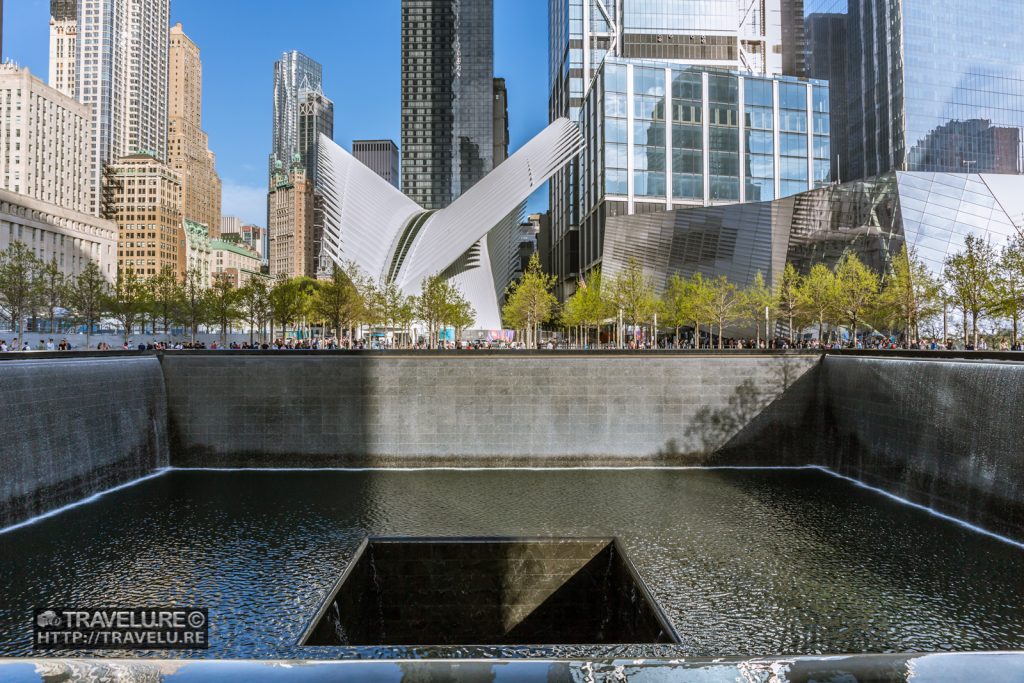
805, 0, 1024, 183
547, 0, 805, 298
401, 0, 494, 211
268, 51, 323, 186
575, 58, 828, 284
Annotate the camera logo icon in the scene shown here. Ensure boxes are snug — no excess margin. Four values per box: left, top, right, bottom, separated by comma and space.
36, 610, 61, 628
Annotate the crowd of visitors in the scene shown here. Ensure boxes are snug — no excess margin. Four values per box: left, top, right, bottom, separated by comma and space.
2, 335, 1023, 353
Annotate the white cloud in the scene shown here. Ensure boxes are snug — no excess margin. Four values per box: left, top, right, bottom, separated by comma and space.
221, 179, 267, 227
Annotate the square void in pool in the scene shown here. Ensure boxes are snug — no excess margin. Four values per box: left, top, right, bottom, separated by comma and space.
301, 536, 680, 646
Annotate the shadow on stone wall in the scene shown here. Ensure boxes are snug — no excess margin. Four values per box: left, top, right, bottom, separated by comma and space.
682, 357, 823, 466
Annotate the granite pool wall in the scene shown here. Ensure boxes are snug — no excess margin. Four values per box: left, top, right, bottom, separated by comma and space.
0, 355, 169, 528
2, 351, 1023, 540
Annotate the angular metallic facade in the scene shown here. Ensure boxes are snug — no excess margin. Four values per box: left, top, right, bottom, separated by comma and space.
600, 172, 1024, 294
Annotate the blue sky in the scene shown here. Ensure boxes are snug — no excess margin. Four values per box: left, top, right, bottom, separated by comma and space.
2, 0, 551, 225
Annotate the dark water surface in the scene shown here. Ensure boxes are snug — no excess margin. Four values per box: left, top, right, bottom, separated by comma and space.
1, 468, 1022, 658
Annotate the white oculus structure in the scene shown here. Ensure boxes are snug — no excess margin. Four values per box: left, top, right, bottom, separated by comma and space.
317, 118, 585, 329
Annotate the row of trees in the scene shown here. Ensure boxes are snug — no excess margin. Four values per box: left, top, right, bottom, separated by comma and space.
266, 266, 475, 348
6, 230, 1023, 349
505, 234, 1024, 349
0, 241, 478, 348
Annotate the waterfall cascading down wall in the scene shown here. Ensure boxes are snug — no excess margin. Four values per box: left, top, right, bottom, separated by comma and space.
0, 357, 170, 529
817, 355, 1024, 541
2, 352, 1024, 543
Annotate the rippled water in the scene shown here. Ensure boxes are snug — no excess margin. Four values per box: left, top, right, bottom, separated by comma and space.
1, 468, 1022, 659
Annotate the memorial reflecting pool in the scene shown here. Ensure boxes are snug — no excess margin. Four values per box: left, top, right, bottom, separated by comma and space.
1, 468, 1022, 658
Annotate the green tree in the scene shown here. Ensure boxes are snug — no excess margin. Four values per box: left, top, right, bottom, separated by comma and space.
993, 237, 1024, 347
609, 257, 657, 348
502, 253, 558, 348
0, 241, 45, 341
676, 272, 715, 349
877, 245, 943, 344
269, 276, 314, 341
341, 261, 375, 342
374, 280, 406, 345
394, 295, 417, 348
944, 234, 999, 348
799, 263, 837, 344
208, 273, 241, 345
448, 295, 476, 347
63, 261, 108, 348
740, 271, 774, 347
106, 265, 148, 345
180, 267, 209, 344
149, 266, 182, 335
40, 258, 65, 334
660, 274, 689, 347
562, 268, 613, 347
774, 263, 802, 343
310, 266, 360, 341
237, 277, 272, 345
706, 275, 741, 349
832, 252, 879, 346
415, 275, 449, 348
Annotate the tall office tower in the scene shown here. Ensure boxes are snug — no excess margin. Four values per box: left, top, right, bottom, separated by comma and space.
804, 11, 847, 182
168, 24, 222, 236
352, 140, 400, 188
0, 64, 92, 214
70, 0, 170, 216
547, 0, 786, 299
400, 0, 494, 210
269, 51, 323, 185
780, 0, 806, 77
492, 78, 509, 166
297, 88, 334, 189
805, 0, 1024, 182
106, 153, 184, 279
268, 159, 315, 279
48, 0, 77, 97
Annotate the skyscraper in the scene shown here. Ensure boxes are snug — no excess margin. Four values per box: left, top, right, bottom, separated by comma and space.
0, 64, 92, 214
492, 78, 509, 166
169, 23, 222, 236
268, 159, 316, 279
59, 0, 170, 215
547, 0, 796, 298
297, 88, 334, 189
400, 0, 494, 210
804, 0, 1024, 181
107, 153, 184, 279
352, 140, 400, 188
48, 0, 77, 98
269, 51, 323, 186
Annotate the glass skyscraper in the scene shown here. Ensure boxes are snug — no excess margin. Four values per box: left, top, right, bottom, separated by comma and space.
547, 0, 808, 298
575, 58, 828, 276
269, 51, 323, 186
401, 0, 494, 210
805, 0, 1024, 182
